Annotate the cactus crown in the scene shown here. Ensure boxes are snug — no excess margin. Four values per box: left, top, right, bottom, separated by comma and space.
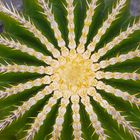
0, 0, 140, 140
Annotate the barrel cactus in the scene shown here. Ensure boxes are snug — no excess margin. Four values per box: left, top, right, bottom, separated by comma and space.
0, 0, 140, 140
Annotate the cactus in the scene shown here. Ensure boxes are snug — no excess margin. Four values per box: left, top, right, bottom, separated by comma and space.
0, 0, 140, 140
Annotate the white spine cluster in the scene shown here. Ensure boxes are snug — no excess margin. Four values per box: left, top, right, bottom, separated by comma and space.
81, 94, 107, 140
91, 63, 100, 72
0, 1, 26, 23
0, 36, 53, 65
96, 71, 140, 81
98, 49, 140, 68
77, 0, 98, 54
89, 89, 140, 139
0, 66, 6, 73
38, 0, 69, 57
0, 76, 51, 99
91, 20, 140, 62
51, 97, 69, 139
0, 64, 53, 75
71, 95, 82, 140
0, 85, 53, 132
87, 0, 126, 52
25, 91, 62, 140
24, 22, 60, 58
66, 0, 76, 50
96, 81, 140, 107
0, 2, 60, 58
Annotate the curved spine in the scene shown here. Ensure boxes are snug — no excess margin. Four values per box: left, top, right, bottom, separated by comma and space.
38, 0, 69, 57
0, 64, 53, 75
91, 20, 140, 62
96, 71, 140, 81
88, 88, 140, 139
0, 76, 51, 99
51, 96, 70, 139
0, 85, 54, 132
87, 0, 126, 52
98, 49, 140, 69
25, 91, 62, 140
0, 1, 60, 58
66, 0, 76, 50
81, 94, 107, 140
77, 0, 98, 54
71, 95, 82, 140
95, 81, 140, 107
0, 36, 53, 65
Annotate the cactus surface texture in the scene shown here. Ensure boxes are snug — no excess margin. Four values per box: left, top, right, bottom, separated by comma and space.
0, 0, 140, 140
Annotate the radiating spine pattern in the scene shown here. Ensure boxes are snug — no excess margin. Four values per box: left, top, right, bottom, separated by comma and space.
0, 0, 140, 140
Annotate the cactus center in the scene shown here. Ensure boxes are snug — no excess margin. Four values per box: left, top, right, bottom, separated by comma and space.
55, 52, 95, 92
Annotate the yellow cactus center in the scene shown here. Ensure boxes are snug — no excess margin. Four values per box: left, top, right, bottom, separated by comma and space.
54, 52, 95, 92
